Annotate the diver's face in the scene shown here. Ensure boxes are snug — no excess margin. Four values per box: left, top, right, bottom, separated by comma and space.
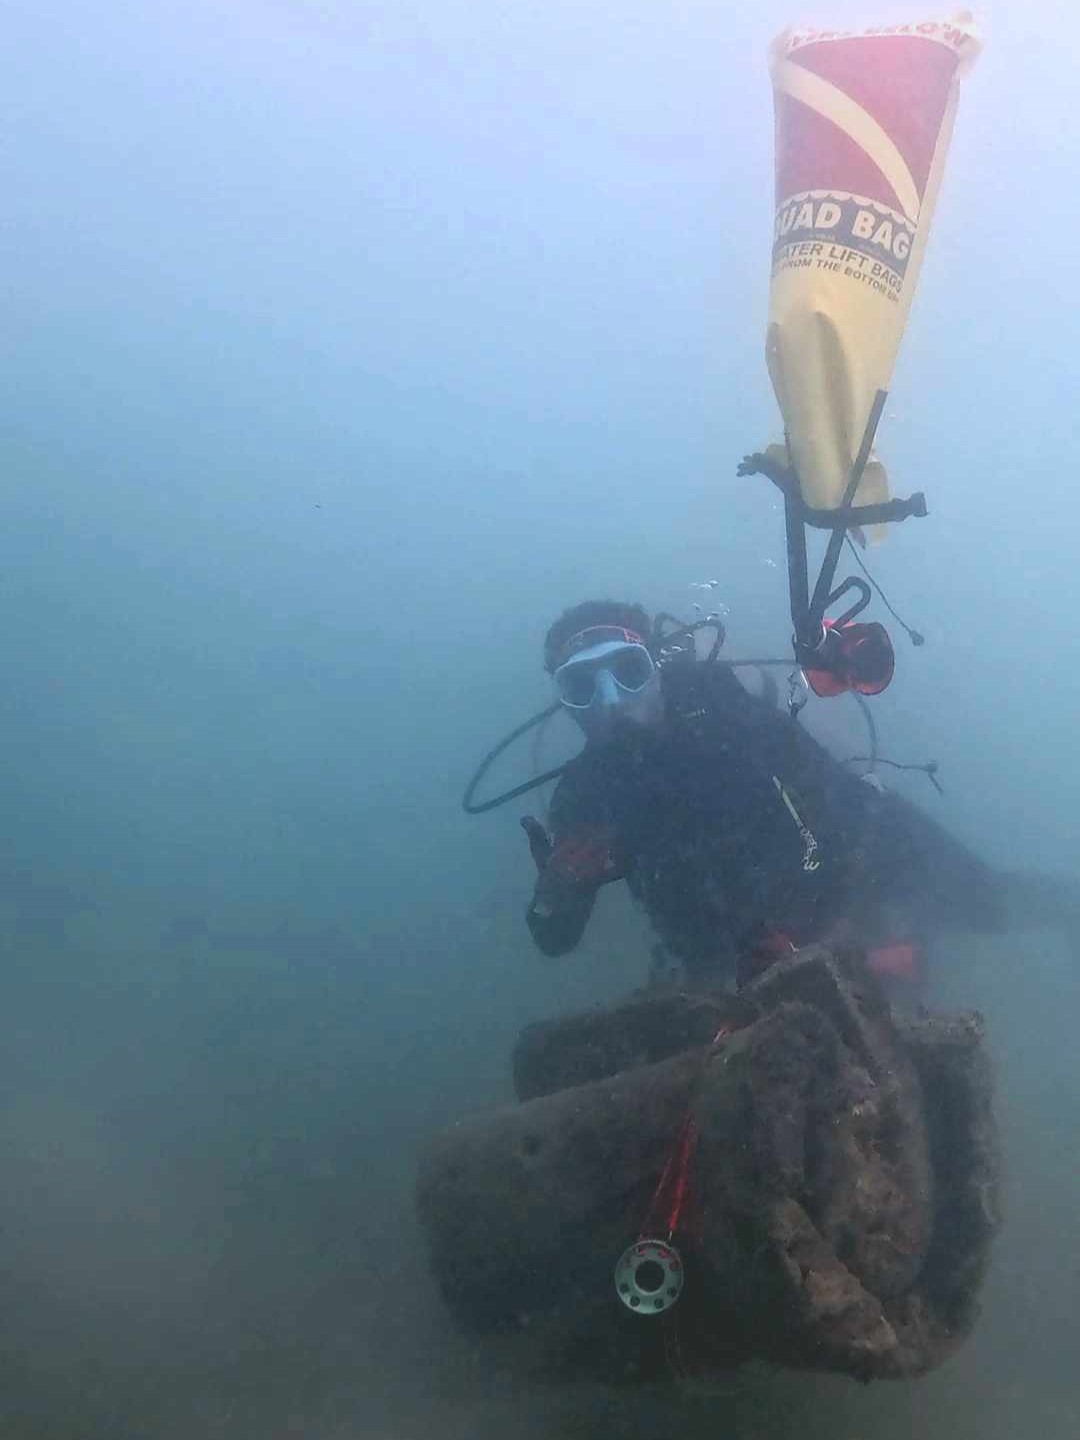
553, 641, 665, 744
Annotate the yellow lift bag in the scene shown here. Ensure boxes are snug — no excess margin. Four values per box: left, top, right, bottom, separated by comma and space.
743, 14, 981, 695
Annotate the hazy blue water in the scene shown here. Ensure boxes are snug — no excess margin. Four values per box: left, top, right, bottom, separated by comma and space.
3, 0, 1079, 1434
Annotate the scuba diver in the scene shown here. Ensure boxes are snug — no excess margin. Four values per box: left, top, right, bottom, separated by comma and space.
518, 598, 1080, 992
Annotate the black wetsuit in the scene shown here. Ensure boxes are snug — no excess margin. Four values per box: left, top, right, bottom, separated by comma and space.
526, 660, 1007, 982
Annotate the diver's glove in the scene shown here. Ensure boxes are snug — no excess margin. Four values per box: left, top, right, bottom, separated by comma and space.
549, 828, 623, 887
520, 815, 554, 871
521, 817, 623, 889
524, 821, 619, 956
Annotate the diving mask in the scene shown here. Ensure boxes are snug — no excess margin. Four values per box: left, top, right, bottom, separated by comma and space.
553, 641, 656, 710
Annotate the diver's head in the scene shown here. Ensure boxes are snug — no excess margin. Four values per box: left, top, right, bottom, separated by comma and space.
544, 600, 664, 743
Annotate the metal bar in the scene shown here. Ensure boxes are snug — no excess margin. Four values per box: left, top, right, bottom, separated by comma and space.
783, 484, 811, 644
801, 491, 926, 531
807, 389, 889, 636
